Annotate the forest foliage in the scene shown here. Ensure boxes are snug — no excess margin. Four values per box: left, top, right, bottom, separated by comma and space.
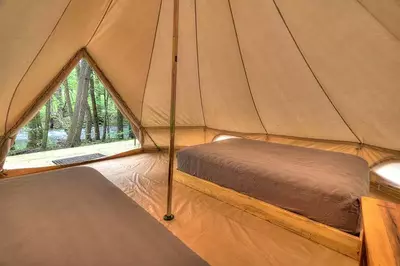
10, 59, 137, 156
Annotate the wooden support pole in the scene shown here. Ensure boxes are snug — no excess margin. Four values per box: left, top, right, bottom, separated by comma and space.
164, 0, 180, 221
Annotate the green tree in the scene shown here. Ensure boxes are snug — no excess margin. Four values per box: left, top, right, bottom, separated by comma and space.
101, 87, 109, 142
89, 72, 100, 140
63, 79, 73, 116
67, 60, 91, 147
41, 99, 51, 149
27, 113, 43, 149
117, 109, 124, 140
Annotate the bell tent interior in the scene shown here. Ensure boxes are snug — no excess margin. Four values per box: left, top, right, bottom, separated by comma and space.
1, 0, 400, 265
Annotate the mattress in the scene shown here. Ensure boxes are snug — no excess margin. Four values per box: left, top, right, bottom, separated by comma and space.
0, 167, 208, 266
177, 139, 369, 234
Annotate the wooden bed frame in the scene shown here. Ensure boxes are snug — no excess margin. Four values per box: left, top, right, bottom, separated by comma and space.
174, 169, 361, 261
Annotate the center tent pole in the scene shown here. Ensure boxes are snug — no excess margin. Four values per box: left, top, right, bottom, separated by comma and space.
164, 0, 180, 221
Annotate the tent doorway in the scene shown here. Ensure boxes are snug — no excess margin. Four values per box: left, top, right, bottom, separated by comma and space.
5, 59, 140, 169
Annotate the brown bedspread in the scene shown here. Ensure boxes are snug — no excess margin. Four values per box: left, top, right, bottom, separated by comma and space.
177, 139, 369, 234
0, 167, 208, 266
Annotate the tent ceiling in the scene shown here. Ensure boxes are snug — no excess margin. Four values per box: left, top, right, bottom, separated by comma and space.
1, 0, 400, 151
0, 0, 70, 136
358, 0, 400, 40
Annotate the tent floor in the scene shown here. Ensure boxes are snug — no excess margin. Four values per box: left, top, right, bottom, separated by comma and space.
84, 151, 365, 266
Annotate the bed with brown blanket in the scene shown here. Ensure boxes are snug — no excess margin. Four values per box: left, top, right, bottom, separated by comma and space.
177, 138, 369, 235
0, 167, 208, 266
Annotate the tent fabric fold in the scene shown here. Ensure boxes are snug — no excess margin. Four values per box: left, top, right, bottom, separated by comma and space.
1, 0, 400, 171
0, 137, 15, 172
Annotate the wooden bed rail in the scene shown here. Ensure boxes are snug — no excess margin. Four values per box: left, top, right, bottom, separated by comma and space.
174, 170, 361, 261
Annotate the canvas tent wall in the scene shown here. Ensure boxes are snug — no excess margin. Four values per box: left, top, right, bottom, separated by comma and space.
1, 0, 400, 172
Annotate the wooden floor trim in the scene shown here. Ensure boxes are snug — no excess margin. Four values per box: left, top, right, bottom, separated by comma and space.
174, 170, 361, 260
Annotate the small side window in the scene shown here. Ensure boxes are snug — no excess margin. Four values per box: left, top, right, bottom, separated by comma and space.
213, 135, 240, 142
373, 162, 400, 186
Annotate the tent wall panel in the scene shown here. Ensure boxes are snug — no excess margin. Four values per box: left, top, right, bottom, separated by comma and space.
0, 0, 70, 135
357, 0, 400, 40
146, 126, 360, 158
205, 127, 268, 143
5, 0, 110, 134
268, 135, 360, 157
229, 0, 357, 142
142, 0, 204, 127
143, 127, 205, 149
277, 0, 400, 150
175, 0, 206, 127
205, 127, 359, 157
141, 0, 174, 127
195, 0, 265, 133
87, 0, 162, 121
204, 127, 400, 167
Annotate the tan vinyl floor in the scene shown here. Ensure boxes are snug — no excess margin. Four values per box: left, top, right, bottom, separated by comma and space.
86, 152, 358, 266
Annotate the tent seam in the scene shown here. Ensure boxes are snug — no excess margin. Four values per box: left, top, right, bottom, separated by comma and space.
140, 0, 163, 124
354, 0, 400, 42
271, 0, 362, 144
227, 0, 269, 135
4, 0, 73, 133
194, 0, 207, 127
85, 0, 114, 47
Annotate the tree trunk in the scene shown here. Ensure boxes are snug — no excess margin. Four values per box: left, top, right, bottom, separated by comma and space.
101, 115, 107, 142
85, 104, 92, 142
54, 87, 63, 114
106, 107, 110, 138
63, 79, 73, 116
128, 124, 136, 146
128, 124, 134, 139
76, 60, 81, 78
67, 60, 91, 147
41, 100, 51, 150
101, 88, 108, 142
89, 73, 100, 140
27, 113, 43, 149
117, 110, 124, 140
